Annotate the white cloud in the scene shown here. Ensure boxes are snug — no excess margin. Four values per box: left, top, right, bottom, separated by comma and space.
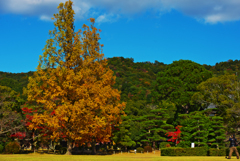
0, 0, 240, 24
96, 14, 109, 23
0, 0, 90, 21
160, 0, 240, 23
205, 14, 224, 24
96, 14, 120, 24
40, 15, 53, 21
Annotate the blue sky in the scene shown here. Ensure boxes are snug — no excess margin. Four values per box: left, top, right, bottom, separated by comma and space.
0, 0, 240, 73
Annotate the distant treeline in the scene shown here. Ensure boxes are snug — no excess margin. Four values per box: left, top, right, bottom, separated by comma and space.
1, 57, 239, 97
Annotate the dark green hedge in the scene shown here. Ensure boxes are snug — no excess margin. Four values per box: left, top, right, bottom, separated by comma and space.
161, 147, 240, 156
161, 147, 208, 156
209, 148, 227, 156
209, 147, 240, 156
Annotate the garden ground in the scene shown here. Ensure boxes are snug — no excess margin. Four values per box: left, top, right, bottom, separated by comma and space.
0, 151, 236, 161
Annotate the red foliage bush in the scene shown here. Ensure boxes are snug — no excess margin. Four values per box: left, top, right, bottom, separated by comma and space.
166, 125, 182, 144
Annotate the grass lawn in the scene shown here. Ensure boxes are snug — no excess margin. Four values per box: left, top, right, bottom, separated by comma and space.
0, 151, 236, 161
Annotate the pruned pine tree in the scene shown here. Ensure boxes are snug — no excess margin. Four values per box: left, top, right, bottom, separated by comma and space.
25, 0, 126, 155
112, 116, 136, 151
178, 111, 210, 147
176, 114, 193, 148
191, 113, 209, 147
139, 108, 174, 150
208, 116, 226, 149
177, 110, 225, 148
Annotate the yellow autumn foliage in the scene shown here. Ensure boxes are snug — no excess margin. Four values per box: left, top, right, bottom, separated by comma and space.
25, 0, 126, 147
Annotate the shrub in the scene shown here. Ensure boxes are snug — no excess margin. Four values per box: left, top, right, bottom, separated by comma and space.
136, 147, 144, 153
0, 144, 4, 153
161, 147, 208, 156
209, 148, 226, 156
161, 147, 179, 156
144, 146, 152, 152
5, 141, 20, 154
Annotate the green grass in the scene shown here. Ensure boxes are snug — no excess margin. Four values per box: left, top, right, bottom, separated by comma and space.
0, 152, 236, 161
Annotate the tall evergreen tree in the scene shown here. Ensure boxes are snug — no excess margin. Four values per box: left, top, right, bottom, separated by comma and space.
208, 116, 226, 149
112, 116, 136, 151
176, 114, 192, 148
191, 112, 210, 147
139, 108, 174, 150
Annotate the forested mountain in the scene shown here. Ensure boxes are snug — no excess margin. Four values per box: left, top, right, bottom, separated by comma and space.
0, 71, 34, 94
1, 57, 239, 121
1, 57, 239, 99
203, 59, 240, 78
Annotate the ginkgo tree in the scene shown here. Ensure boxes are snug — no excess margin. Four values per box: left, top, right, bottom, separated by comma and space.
24, 0, 126, 155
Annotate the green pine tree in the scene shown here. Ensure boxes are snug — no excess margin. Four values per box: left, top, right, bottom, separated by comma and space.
191, 112, 210, 147
138, 108, 174, 150
208, 116, 226, 149
176, 114, 192, 148
177, 111, 212, 148
112, 116, 136, 151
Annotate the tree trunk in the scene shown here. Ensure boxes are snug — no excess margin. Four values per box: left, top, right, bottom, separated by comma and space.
65, 140, 73, 155
47, 143, 50, 153
31, 132, 36, 153
125, 146, 127, 151
91, 140, 96, 155
153, 142, 155, 151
